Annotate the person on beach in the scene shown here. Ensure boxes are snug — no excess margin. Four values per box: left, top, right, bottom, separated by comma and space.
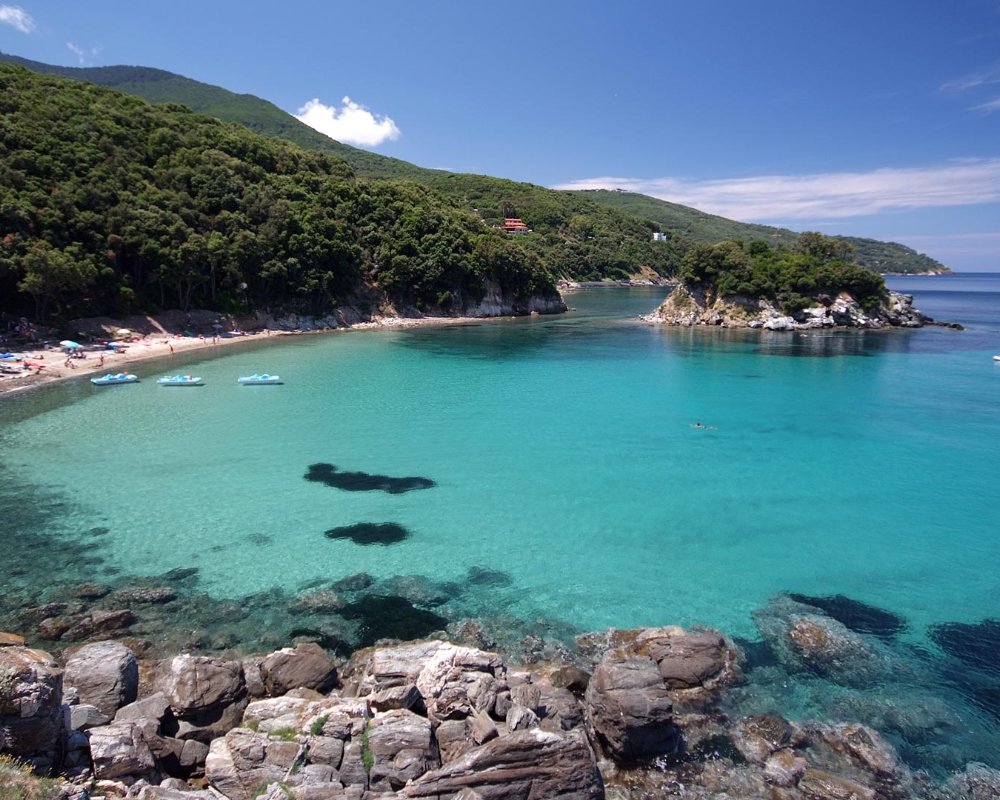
98, 354, 105, 367
168, 342, 174, 353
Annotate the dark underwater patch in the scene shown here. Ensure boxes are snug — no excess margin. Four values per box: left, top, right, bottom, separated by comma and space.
305, 463, 435, 494
246, 532, 273, 546
324, 522, 410, 546
732, 637, 780, 670
160, 567, 200, 583
930, 618, 1000, 677
788, 592, 907, 638
939, 661, 1000, 722
465, 566, 513, 586
340, 595, 448, 648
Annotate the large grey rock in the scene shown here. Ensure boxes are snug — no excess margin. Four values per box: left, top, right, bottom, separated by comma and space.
204, 728, 302, 800
353, 641, 507, 723
156, 654, 247, 742
137, 787, 217, 800
584, 654, 677, 764
351, 640, 444, 696
64, 641, 139, 718
0, 645, 65, 772
366, 708, 436, 791
577, 626, 740, 711
157, 655, 246, 714
404, 728, 602, 800
68, 703, 110, 730
115, 692, 171, 726
413, 643, 506, 722
87, 721, 157, 781
536, 684, 584, 732
260, 643, 338, 696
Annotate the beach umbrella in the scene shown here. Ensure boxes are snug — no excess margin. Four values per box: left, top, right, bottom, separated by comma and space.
115, 328, 131, 338
60, 340, 82, 349
212, 322, 224, 330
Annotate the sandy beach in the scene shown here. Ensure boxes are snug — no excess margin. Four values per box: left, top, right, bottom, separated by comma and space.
0, 312, 499, 397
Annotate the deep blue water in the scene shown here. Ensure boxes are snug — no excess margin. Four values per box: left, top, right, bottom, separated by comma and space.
1, 272, 998, 776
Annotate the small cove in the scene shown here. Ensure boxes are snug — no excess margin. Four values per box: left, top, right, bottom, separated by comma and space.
2, 277, 999, 774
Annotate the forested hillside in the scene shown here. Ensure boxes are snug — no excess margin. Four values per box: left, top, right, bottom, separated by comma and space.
0, 52, 443, 182
0, 53, 949, 277
0, 65, 559, 321
577, 190, 949, 275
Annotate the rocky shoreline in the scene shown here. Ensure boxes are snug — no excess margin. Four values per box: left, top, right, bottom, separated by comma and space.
3, 606, 999, 800
640, 284, 961, 331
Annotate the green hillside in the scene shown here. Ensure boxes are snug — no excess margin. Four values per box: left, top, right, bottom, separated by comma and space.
0, 52, 433, 181
0, 64, 559, 322
0, 52, 949, 275
576, 190, 948, 275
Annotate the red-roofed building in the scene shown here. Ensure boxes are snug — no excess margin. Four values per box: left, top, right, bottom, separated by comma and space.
502, 217, 530, 234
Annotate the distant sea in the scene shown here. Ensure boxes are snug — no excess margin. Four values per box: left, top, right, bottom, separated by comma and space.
1, 272, 998, 776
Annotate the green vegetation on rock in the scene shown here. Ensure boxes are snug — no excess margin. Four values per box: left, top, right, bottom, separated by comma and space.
677, 233, 887, 313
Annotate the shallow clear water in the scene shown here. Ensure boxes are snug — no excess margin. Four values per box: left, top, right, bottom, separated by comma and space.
2, 274, 999, 774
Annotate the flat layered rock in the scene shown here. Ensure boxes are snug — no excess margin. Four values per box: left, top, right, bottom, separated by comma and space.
404, 728, 602, 800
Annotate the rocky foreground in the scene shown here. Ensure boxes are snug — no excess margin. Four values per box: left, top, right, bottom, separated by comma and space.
2, 621, 998, 800
641, 285, 941, 330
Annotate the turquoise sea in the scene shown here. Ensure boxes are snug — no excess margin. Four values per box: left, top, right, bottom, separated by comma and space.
2, 272, 999, 775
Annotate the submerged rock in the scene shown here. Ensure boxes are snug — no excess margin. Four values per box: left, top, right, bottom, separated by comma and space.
323, 522, 410, 545
340, 595, 448, 648
754, 595, 904, 687
304, 462, 435, 494
788, 593, 907, 639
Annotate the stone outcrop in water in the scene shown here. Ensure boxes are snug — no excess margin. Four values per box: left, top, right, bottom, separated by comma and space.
641, 284, 931, 329
0, 627, 995, 799
753, 595, 908, 687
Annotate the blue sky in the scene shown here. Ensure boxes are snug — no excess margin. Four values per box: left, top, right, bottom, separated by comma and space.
2, 1, 1000, 271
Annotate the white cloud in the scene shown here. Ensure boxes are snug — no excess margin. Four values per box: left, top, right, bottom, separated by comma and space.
971, 97, 1000, 113
0, 5, 34, 33
66, 41, 101, 65
552, 160, 1000, 222
294, 96, 400, 147
941, 64, 1000, 93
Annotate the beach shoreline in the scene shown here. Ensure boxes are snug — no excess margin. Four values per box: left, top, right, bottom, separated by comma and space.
0, 312, 495, 397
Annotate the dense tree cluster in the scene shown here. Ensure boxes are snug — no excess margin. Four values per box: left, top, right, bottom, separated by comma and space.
0, 65, 560, 321
676, 233, 887, 314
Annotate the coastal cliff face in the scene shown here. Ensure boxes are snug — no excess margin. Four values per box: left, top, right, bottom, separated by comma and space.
245, 282, 566, 331
641, 284, 929, 330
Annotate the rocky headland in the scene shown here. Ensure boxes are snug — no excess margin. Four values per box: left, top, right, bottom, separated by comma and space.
640, 284, 949, 331
3, 610, 998, 800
